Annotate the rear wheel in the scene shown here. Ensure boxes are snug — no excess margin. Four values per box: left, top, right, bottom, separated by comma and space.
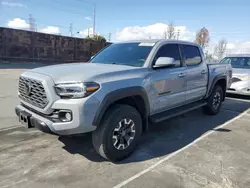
203, 85, 223, 115
92, 104, 142, 162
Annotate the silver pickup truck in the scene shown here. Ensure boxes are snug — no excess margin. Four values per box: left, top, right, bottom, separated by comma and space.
15, 40, 232, 161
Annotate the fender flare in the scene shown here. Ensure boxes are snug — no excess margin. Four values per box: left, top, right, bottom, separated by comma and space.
92, 86, 150, 126
206, 75, 227, 99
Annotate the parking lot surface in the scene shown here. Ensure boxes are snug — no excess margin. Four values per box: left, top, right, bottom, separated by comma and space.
0, 63, 46, 130
1, 63, 250, 188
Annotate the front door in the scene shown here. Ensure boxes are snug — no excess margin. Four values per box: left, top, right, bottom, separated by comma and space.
150, 44, 187, 114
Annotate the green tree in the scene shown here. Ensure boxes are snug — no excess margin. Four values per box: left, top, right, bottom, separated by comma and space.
85, 34, 106, 42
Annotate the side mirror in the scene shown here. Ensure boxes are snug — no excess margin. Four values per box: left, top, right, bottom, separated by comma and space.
153, 57, 175, 68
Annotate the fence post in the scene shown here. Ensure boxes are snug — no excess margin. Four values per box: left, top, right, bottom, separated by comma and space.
54, 35, 57, 62
5, 35, 7, 61
32, 31, 35, 62
73, 37, 76, 61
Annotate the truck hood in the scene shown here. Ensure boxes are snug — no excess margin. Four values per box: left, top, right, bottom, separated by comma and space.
29, 63, 138, 83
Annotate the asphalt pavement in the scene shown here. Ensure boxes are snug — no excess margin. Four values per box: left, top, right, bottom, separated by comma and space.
0, 62, 46, 130
1, 62, 250, 188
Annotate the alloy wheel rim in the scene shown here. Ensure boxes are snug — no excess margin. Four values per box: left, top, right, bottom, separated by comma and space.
212, 91, 221, 110
112, 118, 136, 150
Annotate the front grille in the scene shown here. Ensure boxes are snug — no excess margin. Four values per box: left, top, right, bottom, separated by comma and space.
18, 76, 48, 109
232, 77, 241, 83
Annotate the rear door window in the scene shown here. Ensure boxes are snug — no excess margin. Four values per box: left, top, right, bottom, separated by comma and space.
182, 45, 202, 66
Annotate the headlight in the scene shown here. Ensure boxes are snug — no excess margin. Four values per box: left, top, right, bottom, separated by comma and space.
55, 82, 100, 98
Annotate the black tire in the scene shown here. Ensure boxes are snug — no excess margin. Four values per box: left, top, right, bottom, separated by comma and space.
92, 104, 142, 162
203, 85, 223, 115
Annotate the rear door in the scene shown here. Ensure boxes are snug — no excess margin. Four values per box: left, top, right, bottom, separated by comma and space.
150, 43, 187, 114
181, 44, 208, 103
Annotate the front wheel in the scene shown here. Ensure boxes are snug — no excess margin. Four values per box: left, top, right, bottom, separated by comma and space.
92, 104, 142, 162
203, 85, 223, 115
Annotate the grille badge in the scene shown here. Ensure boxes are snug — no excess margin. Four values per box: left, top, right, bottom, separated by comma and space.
24, 81, 32, 96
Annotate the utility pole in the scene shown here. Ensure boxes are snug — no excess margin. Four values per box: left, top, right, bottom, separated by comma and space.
29, 14, 36, 62
108, 33, 111, 42
69, 23, 73, 37
176, 30, 180, 40
29, 14, 35, 32
164, 31, 167, 39
93, 4, 96, 37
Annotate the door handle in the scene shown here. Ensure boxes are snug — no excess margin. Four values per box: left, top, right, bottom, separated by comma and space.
178, 73, 185, 77
201, 70, 207, 74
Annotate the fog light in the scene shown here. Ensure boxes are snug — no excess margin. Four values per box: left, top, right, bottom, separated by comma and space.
65, 112, 72, 121
58, 110, 72, 122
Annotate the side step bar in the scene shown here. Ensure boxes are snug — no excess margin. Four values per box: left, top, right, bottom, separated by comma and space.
149, 101, 207, 124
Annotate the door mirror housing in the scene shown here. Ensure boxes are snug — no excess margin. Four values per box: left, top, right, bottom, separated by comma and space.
153, 57, 175, 68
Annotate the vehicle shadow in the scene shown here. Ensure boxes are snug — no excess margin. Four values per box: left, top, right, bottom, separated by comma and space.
59, 133, 106, 162
226, 93, 250, 100
58, 98, 250, 164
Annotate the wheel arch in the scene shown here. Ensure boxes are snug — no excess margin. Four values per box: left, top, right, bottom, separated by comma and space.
92, 86, 150, 131
207, 75, 227, 101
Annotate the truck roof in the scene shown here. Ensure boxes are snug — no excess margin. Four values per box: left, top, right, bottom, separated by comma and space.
117, 39, 200, 47
226, 54, 250, 57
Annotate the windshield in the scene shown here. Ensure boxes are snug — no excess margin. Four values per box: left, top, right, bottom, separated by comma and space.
90, 42, 154, 67
219, 57, 250, 69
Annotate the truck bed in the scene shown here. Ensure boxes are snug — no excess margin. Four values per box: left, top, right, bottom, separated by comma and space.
207, 63, 232, 96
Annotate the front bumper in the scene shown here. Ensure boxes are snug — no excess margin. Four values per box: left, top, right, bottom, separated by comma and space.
15, 107, 55, 134
15, 96, 100, 135
226, 80, 250, 96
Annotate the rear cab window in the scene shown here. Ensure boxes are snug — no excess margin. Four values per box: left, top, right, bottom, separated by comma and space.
181, 45, 202, 66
